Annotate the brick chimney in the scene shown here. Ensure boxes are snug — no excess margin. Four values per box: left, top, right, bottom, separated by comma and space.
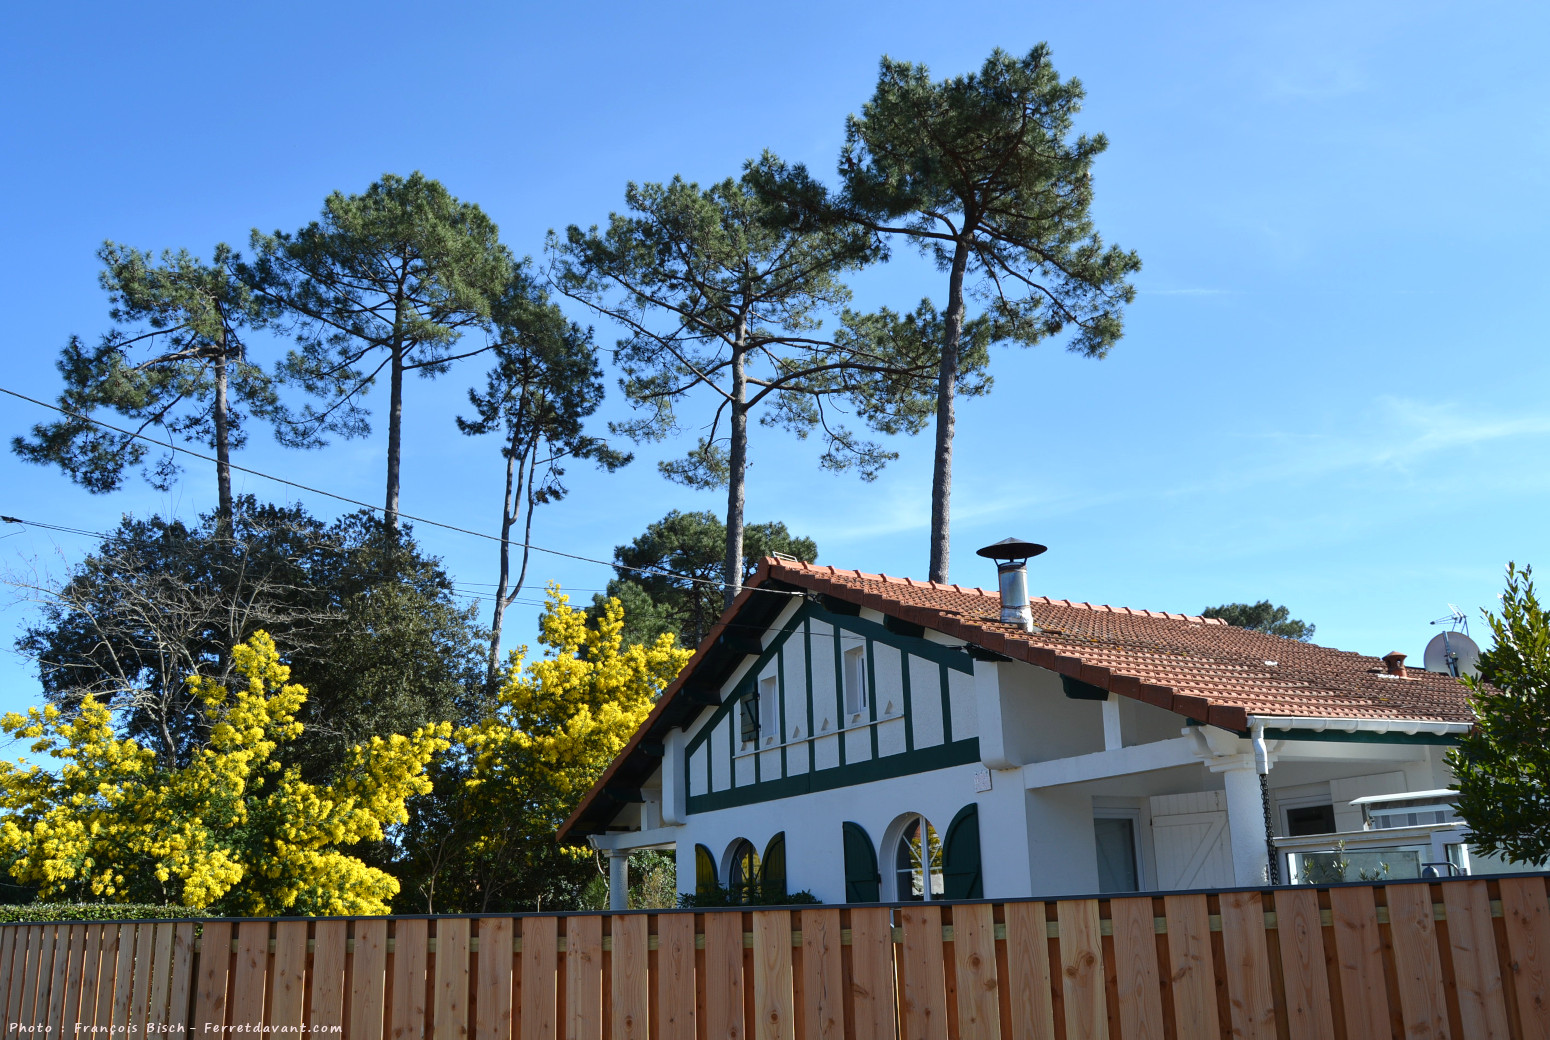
1382, 651, 1408, 678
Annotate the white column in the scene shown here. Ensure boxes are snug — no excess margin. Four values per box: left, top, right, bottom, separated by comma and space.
1219, 759, 1270, 886
1101, 696, 1123, 751
608, 849, 630, 911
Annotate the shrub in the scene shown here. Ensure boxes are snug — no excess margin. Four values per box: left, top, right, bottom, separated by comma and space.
0, 904, 211, 924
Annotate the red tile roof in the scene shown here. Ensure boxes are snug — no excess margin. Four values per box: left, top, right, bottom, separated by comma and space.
771, 559, 1474, 731
557, 558, 1474, 842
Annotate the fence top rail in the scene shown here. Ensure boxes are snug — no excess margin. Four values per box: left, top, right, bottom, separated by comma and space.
0, 870, 1542, 927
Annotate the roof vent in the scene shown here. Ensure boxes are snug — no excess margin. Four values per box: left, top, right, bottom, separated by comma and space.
975, 538, 1047, 632
1382, 651, 1408, 678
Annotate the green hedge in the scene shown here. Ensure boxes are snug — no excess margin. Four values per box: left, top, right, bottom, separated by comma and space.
0, 904, 210, 924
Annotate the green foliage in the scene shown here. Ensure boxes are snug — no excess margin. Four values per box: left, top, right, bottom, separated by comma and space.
247, 172, 516, 532
0, 904, 209, 924
12, 242, 290, 518
457, 281, 629, 690
14, 499, 486, 780
752, 45, 1140, 581
575, 851, 680, 911
1450, 563, 1550, 866
1201, 601, 1315, 642
591, 510, 818, 649
832, 46, 1140, 358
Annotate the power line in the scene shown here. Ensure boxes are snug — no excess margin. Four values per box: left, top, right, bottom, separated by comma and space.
0, 385, 800, 599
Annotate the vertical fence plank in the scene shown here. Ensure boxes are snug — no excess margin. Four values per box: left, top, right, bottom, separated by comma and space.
1219, 891, 1276, 1040
129, 924, 155, 1035
76, 925, 105, 1034
1500, 876, 1550, 1040
610, 915, 648, 1040
1387, 884, 1451, 1040
519, 917, 557, 1040
193, 921, 232, 1032
23, 925, 51, 1030
848, 908, 896, 1040
1440, 880, 1508, 1040
44, 924, 69, 1035
0, 926, 14, 1017
565, 916, 603, 1040
1160, 894, 1219, 1040
704, 910, 746, 1040
898, 905, 948, 1040
147, 921, 175, 1031
1005, 901, 1055, 1040
4, 926, 28, 1029
656, 913, 696, 1040
475, 918, 513, 1040
799, 908, 843, 1040
110, 923, 137, 1034
230, 922, 269, 1035
352, 920, 389, 1040
434, 918, 470, 1040
1057, 899, 1107, 1040
270, 921, 308, 1035
1272, 888, 1333, 1040
751, 911, 794, 1040
392, 919, 429, 1040
951, 903, 1001, 1040
309, 920, 347, 1036
1109, 898, 1162, 1040
1330, 885, 1391, 1040
166, 922, 196, 1032
59, 924, 89, 1034
57, 924, 86, 1033
95, 924, 121, 1032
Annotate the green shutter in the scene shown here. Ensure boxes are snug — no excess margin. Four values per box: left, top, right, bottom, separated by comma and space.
695, 844, 717, 896
760, 832, 787, 901
842, 821, 880, 902
942, 803, 983, 899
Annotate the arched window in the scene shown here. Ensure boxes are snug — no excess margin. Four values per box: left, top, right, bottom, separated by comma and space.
892, 814, 944, 901
695, 844, 718, 896
761, 833, 787, 901
725, 838, 760, 903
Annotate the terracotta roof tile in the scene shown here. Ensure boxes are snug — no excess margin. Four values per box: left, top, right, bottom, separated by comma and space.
764, 557, 1473, 726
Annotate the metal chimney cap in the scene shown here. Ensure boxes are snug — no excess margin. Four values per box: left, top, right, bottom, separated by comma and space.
975, 538, 1048, 561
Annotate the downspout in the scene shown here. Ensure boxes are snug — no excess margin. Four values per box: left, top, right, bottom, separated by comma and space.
1251, 721, 1281, 885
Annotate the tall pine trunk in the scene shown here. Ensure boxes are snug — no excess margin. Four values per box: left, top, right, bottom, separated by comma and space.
385, 344, 405, 537
722, 320, 750, 609
929, 240, 971, 584
212, 345, 234, 529
486, 423, 534, 695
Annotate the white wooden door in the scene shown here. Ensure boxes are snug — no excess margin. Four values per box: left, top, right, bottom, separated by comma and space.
1150, 792, 1234, 890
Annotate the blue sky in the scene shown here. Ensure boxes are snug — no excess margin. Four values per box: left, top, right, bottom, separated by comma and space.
2, 0, 1546, 719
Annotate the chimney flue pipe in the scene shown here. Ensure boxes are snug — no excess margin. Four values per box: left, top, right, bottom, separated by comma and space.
975, 538, 1048, 632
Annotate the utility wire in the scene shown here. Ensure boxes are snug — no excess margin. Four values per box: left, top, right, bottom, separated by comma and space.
0, 385, 801, 599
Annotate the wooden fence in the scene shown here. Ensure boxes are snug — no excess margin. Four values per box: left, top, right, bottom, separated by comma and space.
2, 873, 1549, 1039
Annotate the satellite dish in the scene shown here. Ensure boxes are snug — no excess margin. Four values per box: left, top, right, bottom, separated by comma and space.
1424, 631, 1481, 678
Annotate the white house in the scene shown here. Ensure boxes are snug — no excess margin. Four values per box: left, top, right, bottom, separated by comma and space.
559, 543, 1487, 908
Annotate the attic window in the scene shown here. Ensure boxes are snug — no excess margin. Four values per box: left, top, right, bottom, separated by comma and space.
740, 690, 759, 744
844, 644, 869, 716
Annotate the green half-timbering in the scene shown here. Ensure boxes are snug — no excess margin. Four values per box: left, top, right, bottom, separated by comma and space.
683, 602, 980, 815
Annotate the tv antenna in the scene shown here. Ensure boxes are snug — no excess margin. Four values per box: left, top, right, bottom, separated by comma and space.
1425, 606, 1479, 678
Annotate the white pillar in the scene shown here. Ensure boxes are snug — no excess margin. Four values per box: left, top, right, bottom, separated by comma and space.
608, 849, 630, 911
1220, 760, 1270, 886
1101, 696, 1123, 751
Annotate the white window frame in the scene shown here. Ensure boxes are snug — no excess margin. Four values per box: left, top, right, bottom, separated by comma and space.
1274, 782, 1336, 839
886, 812, 943, 902
843, 642, 869, 720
